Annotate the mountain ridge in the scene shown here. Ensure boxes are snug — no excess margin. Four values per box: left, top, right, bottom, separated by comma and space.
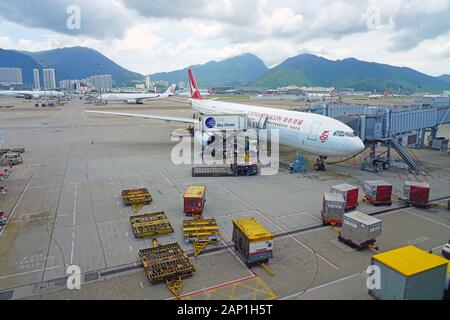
1, 46, 449, 92
150, 53, 269, 88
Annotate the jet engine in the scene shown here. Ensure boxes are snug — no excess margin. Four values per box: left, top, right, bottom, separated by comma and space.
194, 131, 216, 147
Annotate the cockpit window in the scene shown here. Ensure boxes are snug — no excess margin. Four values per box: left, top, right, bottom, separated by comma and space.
334, 131, 356, 137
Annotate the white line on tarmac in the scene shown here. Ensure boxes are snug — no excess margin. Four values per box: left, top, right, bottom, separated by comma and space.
214, 177, 339, 270
0, 166, 41, 238
255, 210, 340, 271
159, 170, 174, 187
0, 265, 64, 280
405, 209, 450, 228
70, 183, 78, 265
280, 272, 363, 300
28, 182, 77, 190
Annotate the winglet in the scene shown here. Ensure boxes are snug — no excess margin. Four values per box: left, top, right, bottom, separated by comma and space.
188, 69, 203, 100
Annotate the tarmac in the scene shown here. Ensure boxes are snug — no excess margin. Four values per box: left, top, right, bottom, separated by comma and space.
0, 96, 448, 300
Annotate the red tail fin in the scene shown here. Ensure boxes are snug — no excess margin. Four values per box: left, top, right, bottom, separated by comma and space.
188, 69, 203, 100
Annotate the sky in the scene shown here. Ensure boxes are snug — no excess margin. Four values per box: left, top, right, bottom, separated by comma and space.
1, 0, 450, 76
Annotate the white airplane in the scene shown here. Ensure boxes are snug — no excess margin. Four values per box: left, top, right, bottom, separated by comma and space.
98, 84, 177, 104
85, 70, 365, 169
0, 90, 65, 99
177, 88, 215, 97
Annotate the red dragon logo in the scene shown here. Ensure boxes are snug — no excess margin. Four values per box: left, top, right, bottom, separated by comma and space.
320, 131, 330, 143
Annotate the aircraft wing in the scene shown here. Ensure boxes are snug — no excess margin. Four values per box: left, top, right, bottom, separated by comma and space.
84, 110, 198, 124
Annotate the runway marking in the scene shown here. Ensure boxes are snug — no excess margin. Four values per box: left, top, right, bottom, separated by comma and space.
267, 216, 340, 271
28, 182, 77, 190
70, 183, 78, 265
166, 274, 257, 300
0, 265, 64, 280
0, 166, 41, 238
280, 272, 362, 300
219, 238, 255, 276
213, 178, 339, 270
159, 170, 175, 187
405, 209, 450, 228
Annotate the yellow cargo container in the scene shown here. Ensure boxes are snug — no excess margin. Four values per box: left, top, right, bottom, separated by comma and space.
370, 246, 448, 300
232, 218, 273, 267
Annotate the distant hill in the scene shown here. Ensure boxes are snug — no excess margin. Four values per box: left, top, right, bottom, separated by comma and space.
438, 74, 450, 83
251, 54, 450, 93
21, 47, 144, 86
150, 53, 269, 88
0, 49, 41, 84
2, 46, 449, 93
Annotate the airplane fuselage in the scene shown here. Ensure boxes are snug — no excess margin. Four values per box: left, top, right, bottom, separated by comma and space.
99, 93, 162, 103
191, 99, 365, 157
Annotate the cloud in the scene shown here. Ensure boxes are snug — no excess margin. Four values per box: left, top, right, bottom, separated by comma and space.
365, 0, 450, 51
0, 0, 134, 39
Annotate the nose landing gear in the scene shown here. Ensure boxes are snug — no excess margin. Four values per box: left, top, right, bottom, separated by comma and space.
314, 156, 327, 171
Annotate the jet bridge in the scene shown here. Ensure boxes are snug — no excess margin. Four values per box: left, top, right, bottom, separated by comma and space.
309, 97, 450, 172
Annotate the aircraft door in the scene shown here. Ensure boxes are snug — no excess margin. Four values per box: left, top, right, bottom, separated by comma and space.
307, 122, 321, 141
257, 115, 268, 129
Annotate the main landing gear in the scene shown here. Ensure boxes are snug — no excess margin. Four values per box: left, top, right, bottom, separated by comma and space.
314, 156, 327, 171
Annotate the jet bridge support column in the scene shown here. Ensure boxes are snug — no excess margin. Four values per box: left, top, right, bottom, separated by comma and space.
429, 126, 439, 145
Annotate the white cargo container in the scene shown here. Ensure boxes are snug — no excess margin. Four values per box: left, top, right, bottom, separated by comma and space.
339, 211, 382, 249
321, 192, 346, 226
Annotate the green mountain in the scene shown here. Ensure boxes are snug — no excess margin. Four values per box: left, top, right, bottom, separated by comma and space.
21, 47, 144, 86
0, 49, 41, 85
251, 54, 450, 93
150, 53, 269, 88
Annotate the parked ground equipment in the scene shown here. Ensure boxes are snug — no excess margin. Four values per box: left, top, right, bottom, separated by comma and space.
232, 218, 274, 273
339, 211, 382, 250
443, 241, 450, 260
321, 192, 346, 226
363, 180, 393, 206
370, 246, 448, 300
0, 152, 23, 166
192, 164, 258, 177
403, 181, 430, 208
0, 210, 6, 226
183, 218, 220, 257
121, 188, 152, 212
183, 186, 206, 217
139, 243, 196, 297
130, 212, 174, 239
289, 155, 309, 173
331, 183, 359, 211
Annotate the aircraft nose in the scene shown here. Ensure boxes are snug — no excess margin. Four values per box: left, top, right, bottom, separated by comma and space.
352, 138, 366, 153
